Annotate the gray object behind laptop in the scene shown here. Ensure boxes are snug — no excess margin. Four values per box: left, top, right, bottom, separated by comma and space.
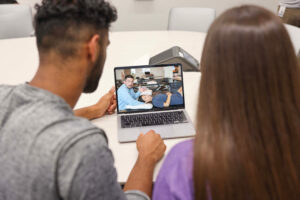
149, 46, 200, 72
115, 64, 195, 143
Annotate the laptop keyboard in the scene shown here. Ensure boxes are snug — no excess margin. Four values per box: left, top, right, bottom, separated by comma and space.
121, 111, 188, 128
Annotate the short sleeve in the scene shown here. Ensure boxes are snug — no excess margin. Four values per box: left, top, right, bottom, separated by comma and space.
125, 190, 150, 200
170, 92, 183, 106
57, 133, 127, 200
57, 133, 151, 200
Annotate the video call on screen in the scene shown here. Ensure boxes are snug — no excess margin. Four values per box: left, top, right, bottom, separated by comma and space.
115, 65, 184, 113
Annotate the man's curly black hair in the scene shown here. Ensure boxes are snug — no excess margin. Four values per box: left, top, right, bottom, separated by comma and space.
34, 0, 117, 57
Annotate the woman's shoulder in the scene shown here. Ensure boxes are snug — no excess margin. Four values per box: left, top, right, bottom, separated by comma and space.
168, 139, 194, 158
160, 139, 194, 171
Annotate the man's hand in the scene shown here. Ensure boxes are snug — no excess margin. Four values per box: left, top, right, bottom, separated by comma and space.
74, 87, 117, 120
136, 130, 166, 163
94, 87, 117, 117
124, 130, 166, 197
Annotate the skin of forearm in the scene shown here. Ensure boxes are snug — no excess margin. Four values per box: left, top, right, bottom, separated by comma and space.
163, 94, 171, 107
74, 105, 102, 120
123, 156, 156, 197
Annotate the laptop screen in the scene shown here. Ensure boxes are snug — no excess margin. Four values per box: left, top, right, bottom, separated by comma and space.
114, 64, 185, 114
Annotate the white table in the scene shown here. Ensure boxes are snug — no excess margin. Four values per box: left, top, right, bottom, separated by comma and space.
0, 31, 206, 183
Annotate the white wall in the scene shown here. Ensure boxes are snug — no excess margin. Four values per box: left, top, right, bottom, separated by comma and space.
20, 0, 278, 31
19, 0, 37, 10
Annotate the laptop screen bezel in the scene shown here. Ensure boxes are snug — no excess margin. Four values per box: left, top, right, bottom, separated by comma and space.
114, 63, 186, 115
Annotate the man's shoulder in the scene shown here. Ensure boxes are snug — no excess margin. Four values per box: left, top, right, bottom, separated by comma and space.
0, 84, 15, 99
117, 84, 126, 91
0, 84, 14, 91
0, 84, 106, 148
40, 112, 106, 143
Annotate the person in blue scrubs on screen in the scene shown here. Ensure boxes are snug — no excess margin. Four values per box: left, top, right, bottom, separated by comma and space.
140, 87, 183, 108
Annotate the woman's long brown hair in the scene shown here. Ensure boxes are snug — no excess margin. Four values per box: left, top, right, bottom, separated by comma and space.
194, 5, 300, 200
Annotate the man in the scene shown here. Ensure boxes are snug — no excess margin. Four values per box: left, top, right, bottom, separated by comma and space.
278, 0, 300, 27
0, 0, 166, 200
117, 75, 147, 111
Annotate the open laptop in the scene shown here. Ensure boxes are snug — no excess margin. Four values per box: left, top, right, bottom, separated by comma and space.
114, 63, 195, 143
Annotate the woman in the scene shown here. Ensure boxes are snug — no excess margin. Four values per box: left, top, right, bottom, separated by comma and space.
153, 5, 300, 200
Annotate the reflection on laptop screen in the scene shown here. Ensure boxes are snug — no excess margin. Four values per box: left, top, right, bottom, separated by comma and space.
115, 64, 184, 113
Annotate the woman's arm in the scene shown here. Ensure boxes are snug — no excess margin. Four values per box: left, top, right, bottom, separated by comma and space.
163, 92, 172, 107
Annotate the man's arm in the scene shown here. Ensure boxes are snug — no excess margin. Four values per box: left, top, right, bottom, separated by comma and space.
132, 87, 146, 99
74, 87, 116, 120
57, 130, 165, 200
124, 130, 166, 198
57, 133, 128, 200
119, 87, 144, 106
133, 90, 141, 99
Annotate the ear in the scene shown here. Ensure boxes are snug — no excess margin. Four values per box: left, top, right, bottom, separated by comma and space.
87, 34, 100, 62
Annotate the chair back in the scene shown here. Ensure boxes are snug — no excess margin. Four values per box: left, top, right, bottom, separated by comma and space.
168, 7, 216, 32
0, 4, 34, 39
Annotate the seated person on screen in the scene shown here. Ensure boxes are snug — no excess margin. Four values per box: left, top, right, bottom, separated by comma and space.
117, 75, 147, 111
140, 87, 183, 108
152, 5, 300, 200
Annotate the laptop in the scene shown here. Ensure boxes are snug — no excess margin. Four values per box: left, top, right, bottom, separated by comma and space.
114, 63, 195, 143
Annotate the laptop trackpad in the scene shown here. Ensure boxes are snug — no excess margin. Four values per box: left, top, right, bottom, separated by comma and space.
139, 125, 186, 139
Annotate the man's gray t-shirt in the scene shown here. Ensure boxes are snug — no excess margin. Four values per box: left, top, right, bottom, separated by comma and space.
0, 84, 149, 200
